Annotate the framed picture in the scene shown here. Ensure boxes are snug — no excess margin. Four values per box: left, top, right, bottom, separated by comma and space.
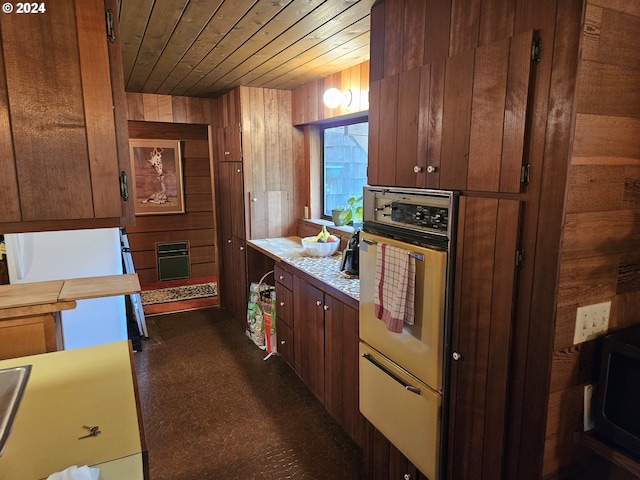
129, 139, 185, 215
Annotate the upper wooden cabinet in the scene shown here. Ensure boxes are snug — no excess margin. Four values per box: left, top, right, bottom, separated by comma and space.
368, 30, 536, 193
215, 87, 242, 163
0, 0, 132, 233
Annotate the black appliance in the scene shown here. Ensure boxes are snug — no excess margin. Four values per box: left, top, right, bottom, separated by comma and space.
592, 324, 640, 460
340, 230, 360, 276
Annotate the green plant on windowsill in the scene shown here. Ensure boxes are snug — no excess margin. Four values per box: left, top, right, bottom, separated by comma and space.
331, 195, 363, 227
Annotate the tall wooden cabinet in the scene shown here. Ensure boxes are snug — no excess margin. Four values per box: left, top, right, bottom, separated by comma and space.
214, 87, 302, 326
0, 0, 132, 233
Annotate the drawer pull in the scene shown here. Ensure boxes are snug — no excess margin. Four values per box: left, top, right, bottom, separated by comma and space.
362, 353, 421, 395
279, 275, 284, 280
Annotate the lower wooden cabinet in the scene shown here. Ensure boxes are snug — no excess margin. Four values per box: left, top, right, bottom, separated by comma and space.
0, 314, 57, 360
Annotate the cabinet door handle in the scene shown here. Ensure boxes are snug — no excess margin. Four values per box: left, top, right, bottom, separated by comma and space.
225, 151, 230, 155
239, 246, 244, 251
323, 305, 329, 311
119, 171, 128, 201
413, 166, 423, 173
452, 352, 462, 361
280, 340, 286, 345
315, 300, 322, 306
279, 302, 285, 307
279, 275, 285, 280
426, 165, 437, 173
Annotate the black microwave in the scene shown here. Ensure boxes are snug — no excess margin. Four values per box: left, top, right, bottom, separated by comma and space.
592, 324, 640, 460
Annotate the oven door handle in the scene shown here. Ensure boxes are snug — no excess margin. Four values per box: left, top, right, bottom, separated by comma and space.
362, 353, 421, 395
361, 238, 424, 261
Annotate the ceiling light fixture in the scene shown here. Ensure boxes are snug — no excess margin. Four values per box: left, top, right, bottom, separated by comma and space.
323, 87, 353, 109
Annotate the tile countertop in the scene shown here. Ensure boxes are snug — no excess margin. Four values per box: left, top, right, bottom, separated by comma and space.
247, 237, 359, 302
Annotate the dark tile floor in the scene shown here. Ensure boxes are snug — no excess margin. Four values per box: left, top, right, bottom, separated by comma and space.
134, 307, 365, 479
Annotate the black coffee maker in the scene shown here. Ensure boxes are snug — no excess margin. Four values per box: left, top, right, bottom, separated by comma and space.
340, 230, 360, 276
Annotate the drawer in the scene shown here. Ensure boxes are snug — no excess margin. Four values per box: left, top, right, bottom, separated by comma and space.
275, 283, 293, 328
274, 264, 293, 290
359, 342, 441, 480
277, 320, 294, 368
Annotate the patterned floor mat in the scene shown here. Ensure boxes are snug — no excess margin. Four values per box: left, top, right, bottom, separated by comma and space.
140, 282, 218, 306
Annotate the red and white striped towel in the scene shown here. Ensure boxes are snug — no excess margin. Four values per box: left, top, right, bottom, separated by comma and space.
374, 243, 416, 333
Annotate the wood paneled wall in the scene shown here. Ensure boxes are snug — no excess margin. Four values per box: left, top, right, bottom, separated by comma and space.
291, 61, 369, 125
125, 93, 217, 286
546, 2, 640, 477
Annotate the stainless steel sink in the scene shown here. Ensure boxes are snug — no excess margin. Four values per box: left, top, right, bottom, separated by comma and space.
0, 365, 31, 456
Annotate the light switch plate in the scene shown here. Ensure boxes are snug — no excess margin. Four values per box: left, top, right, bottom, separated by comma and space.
573, 301, 611, 345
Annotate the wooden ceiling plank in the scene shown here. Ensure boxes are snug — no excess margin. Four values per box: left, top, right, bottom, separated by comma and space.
260, 32, 370, 90
202, 1, 374, 96
118, 0, 155, 87
126, 0, 191, 92
275, 43, 371, 90
251, 18, 370, 89
154, 0, 258, 95
168, 0, 296, 97
141, 0, 225, 93
183, 0, 327, 97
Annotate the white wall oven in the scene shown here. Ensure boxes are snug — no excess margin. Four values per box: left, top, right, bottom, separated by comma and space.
359, 186, 458, 480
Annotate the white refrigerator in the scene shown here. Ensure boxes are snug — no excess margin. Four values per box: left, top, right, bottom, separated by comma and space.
3, 228, 128, 350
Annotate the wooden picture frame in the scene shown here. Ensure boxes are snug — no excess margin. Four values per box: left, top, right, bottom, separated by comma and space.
129, 139, 185, 215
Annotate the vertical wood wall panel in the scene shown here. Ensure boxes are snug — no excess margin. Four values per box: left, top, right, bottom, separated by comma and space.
449, 0, 481, 56
467, 37, 510, 192
291, 61, 369, 125
543, 0, 640, 478
383, 0, 404, 78
395, 68, 420, 186
440, 49, 474, 190
424, 0, 452, 64
401, 0, 426, 71
0, 45, 20, 222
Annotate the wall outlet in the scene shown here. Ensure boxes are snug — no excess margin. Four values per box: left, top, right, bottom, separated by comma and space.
573, 301, 611, 345
584, 384, 594, 431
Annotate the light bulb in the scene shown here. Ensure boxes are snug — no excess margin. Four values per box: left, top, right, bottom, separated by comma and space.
323, 88, 343, 109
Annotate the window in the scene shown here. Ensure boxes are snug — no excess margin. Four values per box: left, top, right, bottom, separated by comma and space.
323, 120, 368, 218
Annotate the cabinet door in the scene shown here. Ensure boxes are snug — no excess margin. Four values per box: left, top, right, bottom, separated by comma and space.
218, 161, 245, 240
324, 294, 360, 444
447, 196, 522, 480
368, 31, 534, 193
231, 236, 248, 328
217, 124, 242, 162
0, 0, 123, 226
293, 276, 325, 402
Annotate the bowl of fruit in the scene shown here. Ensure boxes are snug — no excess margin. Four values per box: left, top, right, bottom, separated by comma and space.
301, 226, 340, 257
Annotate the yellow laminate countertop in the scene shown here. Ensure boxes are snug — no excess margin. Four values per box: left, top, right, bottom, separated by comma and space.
0, 341, 144, 480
